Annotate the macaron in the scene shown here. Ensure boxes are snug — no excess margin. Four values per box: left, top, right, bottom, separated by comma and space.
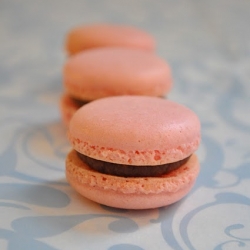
60, 47, 172, 126
65, 23, 156, 55
66, 96, 201, 209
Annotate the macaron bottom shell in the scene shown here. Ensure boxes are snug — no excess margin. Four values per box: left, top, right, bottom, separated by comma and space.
59, 94, 81, 126
66, 150, 200, 209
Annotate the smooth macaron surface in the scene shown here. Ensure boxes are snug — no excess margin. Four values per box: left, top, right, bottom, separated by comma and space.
65, 23, 155, 55
63, 48, 172, 101
68, 96, 201, 166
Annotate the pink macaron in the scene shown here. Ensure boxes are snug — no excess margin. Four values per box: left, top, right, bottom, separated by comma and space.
66, 96, 201, 209
60, 47, 172, 126
65, 23, 156, 55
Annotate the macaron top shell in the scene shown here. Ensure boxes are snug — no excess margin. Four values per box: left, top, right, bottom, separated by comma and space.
68, 96, 201, 165
63, 47, 172, 101
65, 23, 155, 55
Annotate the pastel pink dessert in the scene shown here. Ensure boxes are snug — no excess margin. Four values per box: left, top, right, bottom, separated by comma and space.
60, 47, 172, 126
66, 96, 201, 209
65, 23, 155, 55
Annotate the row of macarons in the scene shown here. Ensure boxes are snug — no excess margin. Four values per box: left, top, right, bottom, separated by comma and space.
60, 23, 172, 126
60, 23, 201, 210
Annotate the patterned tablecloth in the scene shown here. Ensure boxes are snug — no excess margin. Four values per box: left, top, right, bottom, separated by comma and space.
1, 0, 250, 249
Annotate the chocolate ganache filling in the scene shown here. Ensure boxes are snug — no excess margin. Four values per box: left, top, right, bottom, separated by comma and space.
70, 96, 166, 108
77, 152, 190, 177
71, 97, 90, 107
